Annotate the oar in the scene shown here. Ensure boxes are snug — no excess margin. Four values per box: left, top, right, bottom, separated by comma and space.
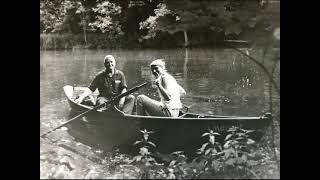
40, 82, 149, 138
182, 103, 196, 113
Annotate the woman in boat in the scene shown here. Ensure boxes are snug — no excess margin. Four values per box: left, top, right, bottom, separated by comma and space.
136, 59, 186, 117
74, 55, 135, 114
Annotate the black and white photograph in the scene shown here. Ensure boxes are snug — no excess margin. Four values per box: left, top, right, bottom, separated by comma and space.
40, 0, 280, 178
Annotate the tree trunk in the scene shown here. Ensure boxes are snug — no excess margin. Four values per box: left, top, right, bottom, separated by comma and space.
82, 14, 87, 46
183, 30, 188, 47
83, 26, 87, 46
183, 48, 189, 81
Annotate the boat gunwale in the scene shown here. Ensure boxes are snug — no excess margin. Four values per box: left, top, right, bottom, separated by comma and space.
63, 85, 271, 122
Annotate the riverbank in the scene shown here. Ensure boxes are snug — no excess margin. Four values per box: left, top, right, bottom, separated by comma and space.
40, 131, 142, 178
40, 33, 253, 51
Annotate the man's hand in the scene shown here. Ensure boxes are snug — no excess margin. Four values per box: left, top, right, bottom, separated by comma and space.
74, 96, 84, 104
118, 102, 124, 110
118, 96, 125, 110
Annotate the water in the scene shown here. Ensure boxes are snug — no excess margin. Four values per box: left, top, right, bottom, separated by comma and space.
40, 48, 279, 178
42, 49, 279, 141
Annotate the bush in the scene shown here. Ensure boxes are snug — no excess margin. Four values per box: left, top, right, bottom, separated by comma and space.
125, 126, 279, 179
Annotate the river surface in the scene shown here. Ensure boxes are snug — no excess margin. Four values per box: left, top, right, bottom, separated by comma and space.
40, 47, 279, 155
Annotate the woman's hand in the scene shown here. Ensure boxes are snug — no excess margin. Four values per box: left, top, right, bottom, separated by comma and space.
154, 76, 161, 86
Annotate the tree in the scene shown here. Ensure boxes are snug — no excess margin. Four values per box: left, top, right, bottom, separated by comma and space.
89, 1, 123, 36
40, 0, 66, 33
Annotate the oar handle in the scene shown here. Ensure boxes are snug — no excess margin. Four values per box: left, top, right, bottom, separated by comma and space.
40, 102, 105, 138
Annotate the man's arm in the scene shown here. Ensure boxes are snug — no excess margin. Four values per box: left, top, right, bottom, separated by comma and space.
75, 76, 98, 104
118, 71, 128, 109
118, 88, 126, 109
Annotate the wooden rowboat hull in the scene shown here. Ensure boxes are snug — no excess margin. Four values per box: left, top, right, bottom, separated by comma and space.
63, 85, 272, 154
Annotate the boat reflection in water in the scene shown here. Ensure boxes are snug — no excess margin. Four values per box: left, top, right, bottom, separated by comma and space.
66, 109, 139, 154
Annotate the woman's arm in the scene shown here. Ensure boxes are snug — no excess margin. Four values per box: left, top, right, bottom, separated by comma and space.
178, 84, 186, 96
155, 76, 171, 101
155, 75, 178, 101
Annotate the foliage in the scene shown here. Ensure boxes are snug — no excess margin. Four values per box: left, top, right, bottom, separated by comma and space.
40, 0, 66, 33
132, 129, 157, 166
41, 124, 278, 178
139, 3, 173, 39
139, 0, 279, 48
40, 0, 279, 49
125, 126, 279, 179
89, 1, 123, 35
40, 0, 93, 34
130, 129, 160, 178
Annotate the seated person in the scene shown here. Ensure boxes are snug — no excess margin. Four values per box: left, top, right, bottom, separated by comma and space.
75, 55, 135, 114
136, 59, 186, 117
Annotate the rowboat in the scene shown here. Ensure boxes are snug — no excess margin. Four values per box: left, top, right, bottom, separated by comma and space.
63, 85, 272, 155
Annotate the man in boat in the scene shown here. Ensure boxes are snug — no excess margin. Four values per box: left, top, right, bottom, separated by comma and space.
74, 55, 135, 114
136, 59, 186, 117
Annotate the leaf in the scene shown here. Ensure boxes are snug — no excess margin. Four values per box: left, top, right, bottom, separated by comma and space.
227, 126, 237, 132
212, 148, 217, 154
244, 130, 255, 134
247, 160, 259, 166
247, 138, 255, 145
209, 135, 215, 145
205, 148, 211, 155
133, 155, 142, 162
224, 148, 235, 158
241, 154, 248, 161
133, 141, 142, 146
225, 158, 236, 166
147, 141, 156, 147
224, 140, 231, 149
212, 132, 220, 136
143, 134, 149, 141
170, 151, 184, 156
139, 129, 146, 134
225, 134, 233, 141
177, 155, 187, 163
237, 133, 246, 137
234, 144, 240, 150
199, 142, 209, 152
217, 151, 224, 157
202, 132, 210, 137
235, 137, 245, 141
231, 140, 239, 145
139, 147, 150, 155
236, 157, 245, 165
147, 157, 156, 163
169, 160, 176, 167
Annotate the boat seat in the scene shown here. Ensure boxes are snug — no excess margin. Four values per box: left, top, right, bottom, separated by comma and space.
178, 114, 187, 118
